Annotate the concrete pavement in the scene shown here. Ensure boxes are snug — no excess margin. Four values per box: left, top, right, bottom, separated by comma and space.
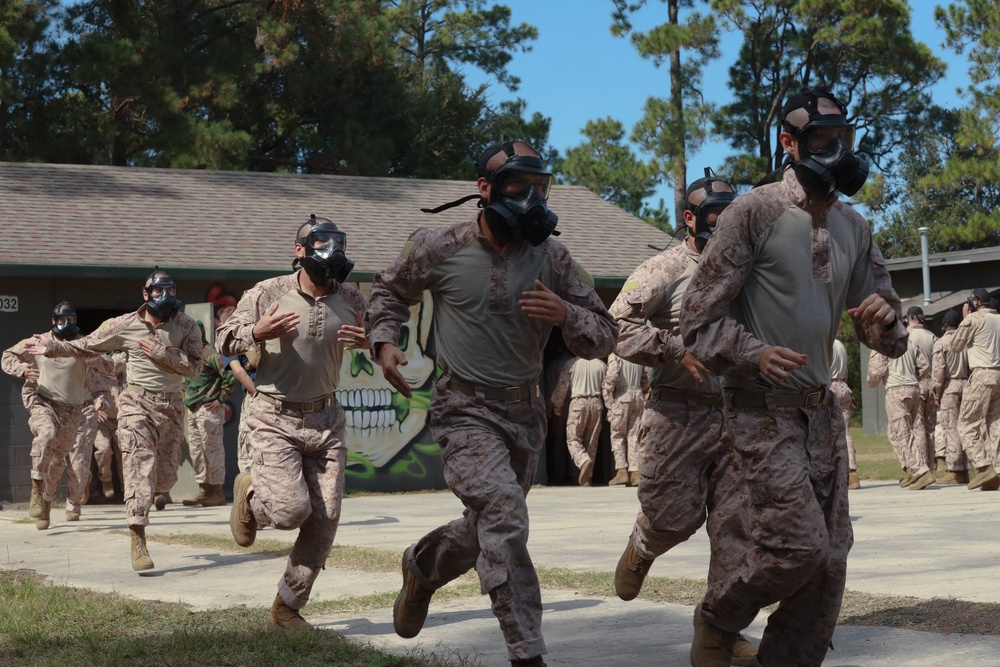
3, 480, 1000, 666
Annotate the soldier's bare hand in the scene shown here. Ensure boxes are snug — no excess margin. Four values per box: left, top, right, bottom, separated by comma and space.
97, 409, 109, 424
759, 346, 807, 384
137, 339, 158, 357
377, 342, 412, 399
253, 302, 300, 341
23, 367, 39, 381
338, 313, 370, 350
519, 280, 567, 326
848, 294, 897, 329
679, 351, 715, 383
23, 335, 49, 356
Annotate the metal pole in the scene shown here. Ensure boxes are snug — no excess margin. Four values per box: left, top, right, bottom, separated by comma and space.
919, 226, 931, 305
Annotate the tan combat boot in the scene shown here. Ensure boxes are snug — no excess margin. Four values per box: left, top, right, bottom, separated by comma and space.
615, 535, 653, 601
899, 469, 913, 488
28, 478, 43, 518
230, 473, 257, 547
731, 633, 759, 667
267, 594, 313, 632
201, 484, 226, 507
577, 458, 594, 486
848, 470, 861, 490
66, 510, 81, 521
36, 498, 51, 530
102, 480, 116, 499
909, 470, 935, 490
629, 471, 641, 487
980, 476, 1000, 491
938, 471, 964, 485
690, 603, 736, 667
182, 483, 210, 506
608, 468, 629, 486
153, 493, 169, 511
968, 465, 998, 490
130, 525, 154, 571
393, 546, 434, 638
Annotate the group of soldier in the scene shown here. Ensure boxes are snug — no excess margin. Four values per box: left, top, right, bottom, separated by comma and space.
868, 291, 1000, 493
4, 85, 912, 667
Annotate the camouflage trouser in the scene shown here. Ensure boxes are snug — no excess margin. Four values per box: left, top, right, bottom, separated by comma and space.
48, 403, 98, 513
702, 390, 852, 667
94, 417, 121, 484
829, 381, 856, 470
885, 385, 929, 475
919, 381, 937, 463
185, 402, 226, 485
245, 393, 346, 610
957, 368, 1000, 469
629, 392, 738, 562
237, 393, 253, 473
27, 397, 83, 500
938, 380, 968, 471
565, 395, 603, 470
118, 390, 184, 527
608, 390, 644, 471
409, 376, 548, 661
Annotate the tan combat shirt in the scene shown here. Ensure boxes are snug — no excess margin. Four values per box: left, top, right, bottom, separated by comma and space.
952, 309, 1000, 369
2, 332, 108, 406
933, 329, 968, 399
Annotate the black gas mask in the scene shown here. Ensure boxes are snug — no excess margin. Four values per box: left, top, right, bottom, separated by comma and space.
686, 169, 736, 252
145, 272, 182, 321
299, 217, 354, 285
783, 90, 869, 197
419, 137, 560, 247
51, 301, 80, 340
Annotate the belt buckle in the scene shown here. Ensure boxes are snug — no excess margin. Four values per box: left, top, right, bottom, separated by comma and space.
804, 390, 822, 408
504, 386, 522, 404
300, 400, 317, 413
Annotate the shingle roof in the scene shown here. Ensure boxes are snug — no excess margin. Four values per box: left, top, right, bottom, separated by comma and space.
0, 162, 673, 285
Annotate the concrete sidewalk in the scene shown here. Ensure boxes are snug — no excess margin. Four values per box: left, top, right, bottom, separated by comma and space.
3, 481, 1000, 666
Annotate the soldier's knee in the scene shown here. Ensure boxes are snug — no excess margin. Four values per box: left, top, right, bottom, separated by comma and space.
270, 496, 312, 530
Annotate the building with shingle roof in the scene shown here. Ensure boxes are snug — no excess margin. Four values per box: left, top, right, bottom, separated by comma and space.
0, 162, 673, 503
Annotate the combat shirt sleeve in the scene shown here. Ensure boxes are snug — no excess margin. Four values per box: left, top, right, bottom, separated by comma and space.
84, 356, 110, 406
365, 228, 437, 364
915, 344, 929, 382
679, 200, 768, 378
550, 245, 618, 360
843, 220, 908, 358
2, 339, 32, 378
931, 337, 948, 399
610, 253, 687, 367
548, 355, 573, 416
867, 351, 888, 387
602, 355, 620, 405
46, 313, 133, 359
952, 316, 975, 353
140, 316, 204, 378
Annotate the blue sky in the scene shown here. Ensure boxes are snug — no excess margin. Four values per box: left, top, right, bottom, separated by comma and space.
463, 1, 972, 206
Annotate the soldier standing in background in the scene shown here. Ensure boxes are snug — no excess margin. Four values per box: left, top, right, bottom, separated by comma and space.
953, 288, 1000, 491
564, 356, 608, 486
92, 351, 127, 499
181, 321, 237, 507
830, 339, 858, 489
933, 309, 970, 484
602, 353, 648, 487
906, 306, 938, 470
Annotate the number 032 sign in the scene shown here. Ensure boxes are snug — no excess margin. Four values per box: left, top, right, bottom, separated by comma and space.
0, 296, 19, 312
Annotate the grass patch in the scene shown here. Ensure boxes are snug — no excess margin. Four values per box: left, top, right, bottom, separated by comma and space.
0, 570, 478, 667
851, 427, 903, 480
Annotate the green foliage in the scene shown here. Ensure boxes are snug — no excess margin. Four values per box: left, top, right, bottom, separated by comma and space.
560, 117, 660, 216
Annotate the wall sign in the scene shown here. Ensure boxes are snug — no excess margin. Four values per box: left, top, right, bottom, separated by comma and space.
0, 296, 18, 312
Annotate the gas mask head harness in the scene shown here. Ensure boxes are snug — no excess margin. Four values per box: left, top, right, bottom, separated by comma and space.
420, 136, 560, 247
782, 88, 869, 197
297, 214, 354, 285
144, 269, 182, 321
685, 168, 736, 252
51, 301, 80, 340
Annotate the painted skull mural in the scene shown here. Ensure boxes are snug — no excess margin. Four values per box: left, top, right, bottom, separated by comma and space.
337, 289, 441, 485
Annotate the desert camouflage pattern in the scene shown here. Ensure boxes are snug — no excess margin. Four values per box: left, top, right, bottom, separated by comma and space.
186, 402, 226, 485
367, 218, 616, 661
629, 398, 732, 558
236, 392, 253, 473
53, 402, 99, 513
118, 390, 184, 527
953, 308, 1000, 369
909, 325, 938, 467
868, 344, 929, 474
93, 352, 126, 484
408, 378, 549, 660
244, 393, 347, 610
27, 398, 83, 492
565, 396, 604, 471
700, 392, 850, 665
933, 330, 969, 470
829, 380, 856, 470
680, 168, 907, 666
957, 368, 1000, 468
603, 354, 648, 471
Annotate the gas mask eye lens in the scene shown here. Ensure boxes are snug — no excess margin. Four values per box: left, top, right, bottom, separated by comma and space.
500, 173, 551, 200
